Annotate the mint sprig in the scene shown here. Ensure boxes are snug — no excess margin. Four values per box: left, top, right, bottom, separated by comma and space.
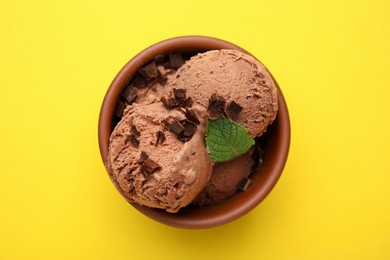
205, 116, 255, 163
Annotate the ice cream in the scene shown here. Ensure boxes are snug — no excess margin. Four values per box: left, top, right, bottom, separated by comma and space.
170, 49, 278, 138
193, 150, 254, 206
106, 49, 277, 212
106, 102, 212, 213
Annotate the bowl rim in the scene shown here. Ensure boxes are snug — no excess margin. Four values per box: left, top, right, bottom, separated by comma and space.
98, 35, 290, 229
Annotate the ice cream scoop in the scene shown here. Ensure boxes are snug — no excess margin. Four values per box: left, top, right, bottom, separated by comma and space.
193, 150, 254, 206
106, 102, 212, 212
167, 49, 278, 138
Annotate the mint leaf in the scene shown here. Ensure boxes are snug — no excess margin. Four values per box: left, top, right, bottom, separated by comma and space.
205, 116, 255, 163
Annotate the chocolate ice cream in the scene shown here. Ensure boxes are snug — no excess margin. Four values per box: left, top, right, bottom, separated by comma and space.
107, 102, 212, 213
169, 49, 278, 138
193, 150, 254, 206
106, 49, 278, 213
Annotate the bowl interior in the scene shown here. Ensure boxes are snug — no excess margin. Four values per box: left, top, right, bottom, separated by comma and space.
98, 36, 290, 229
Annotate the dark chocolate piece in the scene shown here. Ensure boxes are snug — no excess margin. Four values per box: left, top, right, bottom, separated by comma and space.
169, 120, 185, 136
131, 125, 141, 137
129, 135, 140, 148
138, 151, 149, 163
156, 131, 166, 145
161, 96, 179, 109
162, 119, 171, 128
225, 101, 243, 121
169, 53, 185, 69
181, 97, 193, 108
154, 54, 166, 63
181, 120, 197, 137
161, 89, 191, 109
141, 159, 161, 175
122, 86, 138, 104
138, 61, 158, 81
157, 72, 168, 86
173, 120, 197, 142
154, 54, 171, 69
165, 119, 197, 142
173, 88, 186, 101
115, 100, 126, 117
130, 74, 147, 89
185, 108, 200, 125
207, 94, 226, 119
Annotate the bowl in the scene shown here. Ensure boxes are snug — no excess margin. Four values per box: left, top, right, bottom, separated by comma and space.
98, 36, 290, 229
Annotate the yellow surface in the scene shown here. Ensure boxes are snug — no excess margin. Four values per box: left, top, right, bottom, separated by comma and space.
1, 0, 389, 259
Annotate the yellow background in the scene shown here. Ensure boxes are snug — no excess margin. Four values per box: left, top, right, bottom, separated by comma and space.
1, 0, 389, 259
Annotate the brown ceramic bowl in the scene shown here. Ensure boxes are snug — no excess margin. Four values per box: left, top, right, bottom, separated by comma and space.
98, 36, 290, 229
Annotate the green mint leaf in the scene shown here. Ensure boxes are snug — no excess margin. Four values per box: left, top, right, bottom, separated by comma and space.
205, 116, 255, 163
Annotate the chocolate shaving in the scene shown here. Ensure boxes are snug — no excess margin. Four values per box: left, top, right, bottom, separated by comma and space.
129, 135, 140, 148
122, 86, 138, 104
156, 131, 166, 145
131, 125, 141, 137
225, 101, 243, 121
207, 94, 226, 119
169, 53, 185, 69
185, 107, 200, 125
130, 74, 147, 89
115, 100, 126, 117
138, 151, 149, 163
138, 61, 158, 81
141, 159, 161, 175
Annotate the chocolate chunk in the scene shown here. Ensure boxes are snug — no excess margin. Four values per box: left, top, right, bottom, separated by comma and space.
130, 74, 147, 89
167, 119, 196, 142
181, 120, 197, 137
155, 54, 172, 69
138, 61, 158, 81
154, 54, 166, 63
122, 86, 138, 104
161, 89, 192, 110
115, 100, 126, 117
207, 94, 226, 119
156, 131, 166, 145
173, 88, 186, 101
129, 135, 140, 148
181, 97, 193, 108
138, 151, 149, 163
162, 62, 172, 69
169, 53, 185, 69
169, 120, 185, 136
141, 159, 161, 175
131, 125, 141, 137
161, 96, 181, 109
162, 119, 171, 128
185, 108, 200, 125
225, 101, 243, 121
157, 72, 168, 86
